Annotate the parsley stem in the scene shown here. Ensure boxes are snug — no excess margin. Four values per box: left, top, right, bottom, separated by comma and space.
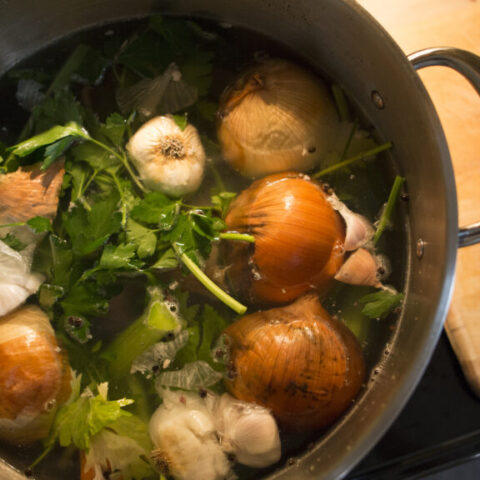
0, 221, 25, 229
173, 243, 247, 315
373, 175, 405, 244
313, 141, 393, 178
109, 171, 127, 227
29, 443, 54, 470
208, 160, 226, 192
85, 136, 146, 193
78, 196, 91, 212
332, 84, 351, 123
340, 119, 358, 162
219, 232, 255, 243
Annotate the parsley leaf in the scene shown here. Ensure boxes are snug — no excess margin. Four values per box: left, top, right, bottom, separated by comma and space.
48, 384, 133, 451
99, 243, 137, 270
197, 304, 228, 369
26, 216, 53, 233
131, 192, 179, 228
150, 247, 178, 270
172, 113, 188, 131
126, 218, 157, 259
31, 90, 85, 134
359, 290, 404, 319
42, 136, 76, 170
0, 233, 27, 251
71, 142, 120, 171
60, 282, 110, 318
174, 304, 228, 369
49, 235, 74, 287
7, 121, 86, 158
100, 113, 127, 146
63, 192, 122, 256
211, 192, 236, 218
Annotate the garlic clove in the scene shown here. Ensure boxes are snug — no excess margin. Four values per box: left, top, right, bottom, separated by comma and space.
0, 305, 71, 444
217, 58, 340, 178
211, 394, 281, 468
334, 247, 383, 288
127, 115, 206, 197
149, 390, 231, 480
326, 191, 374, 251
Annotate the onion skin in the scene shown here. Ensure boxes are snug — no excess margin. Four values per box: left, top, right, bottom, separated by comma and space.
0, 305, 71, 445
217, 59, 340, 178
0, 161, 64, 224
224, 172, 345, 305
224, 295, 366, 430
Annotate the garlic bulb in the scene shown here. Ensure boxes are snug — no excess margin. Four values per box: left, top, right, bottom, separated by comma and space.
217, 58, 340, 178
0, 305, 71, 444
127, 116, 206, 197
149, 390, 232, 480
334, 248, 389, 288
117, 63, 198, 119
224, 295, 366, 430
210, 393, 281, 468
223, 172, 345, 305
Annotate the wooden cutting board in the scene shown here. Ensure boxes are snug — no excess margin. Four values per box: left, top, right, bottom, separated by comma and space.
358, 0, 480, 397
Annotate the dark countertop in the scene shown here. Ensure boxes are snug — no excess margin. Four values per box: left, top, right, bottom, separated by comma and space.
347, 332, 480, 479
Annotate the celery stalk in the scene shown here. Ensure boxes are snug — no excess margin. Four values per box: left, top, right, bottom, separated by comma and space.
102, 286, 181, 379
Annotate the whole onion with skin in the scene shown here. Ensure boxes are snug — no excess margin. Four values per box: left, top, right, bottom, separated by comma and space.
0, 305, 71, 445
217, 58, 340, 178
223, 172, 345, 305
223, 295, 366, 430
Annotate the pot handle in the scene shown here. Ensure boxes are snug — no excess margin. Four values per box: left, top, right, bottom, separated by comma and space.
408, 47, 480, 248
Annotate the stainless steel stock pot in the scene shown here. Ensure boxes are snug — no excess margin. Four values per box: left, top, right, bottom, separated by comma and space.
0, 0, 479, 478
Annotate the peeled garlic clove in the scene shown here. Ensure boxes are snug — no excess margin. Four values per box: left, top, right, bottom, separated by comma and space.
149, 390, 231, 480
326, 191, 374, 251
127, 115, 206, 197
223, 172, 345, 305
224, 295, 365, 431
334, 247, 383, 288
217, 58, 340, 178
211, 393, 281, 468
0, 305, 71, 445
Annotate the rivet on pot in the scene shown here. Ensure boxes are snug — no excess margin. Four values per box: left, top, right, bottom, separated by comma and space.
371, 90, 385, 109
416, 238, 425, 259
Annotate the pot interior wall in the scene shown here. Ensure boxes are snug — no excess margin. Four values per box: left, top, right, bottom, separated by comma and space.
0, 1, 458, 479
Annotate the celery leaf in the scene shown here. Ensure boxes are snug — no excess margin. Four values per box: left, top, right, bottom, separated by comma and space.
359, 290, 404, 319
48, 385, 133, 451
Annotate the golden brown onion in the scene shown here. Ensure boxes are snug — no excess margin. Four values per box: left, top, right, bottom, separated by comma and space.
0, 161, 64, 225
223, 172, 345, 305
217, 59, 340, 178
224, 295, 365, 430
0, 305, 71, 445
